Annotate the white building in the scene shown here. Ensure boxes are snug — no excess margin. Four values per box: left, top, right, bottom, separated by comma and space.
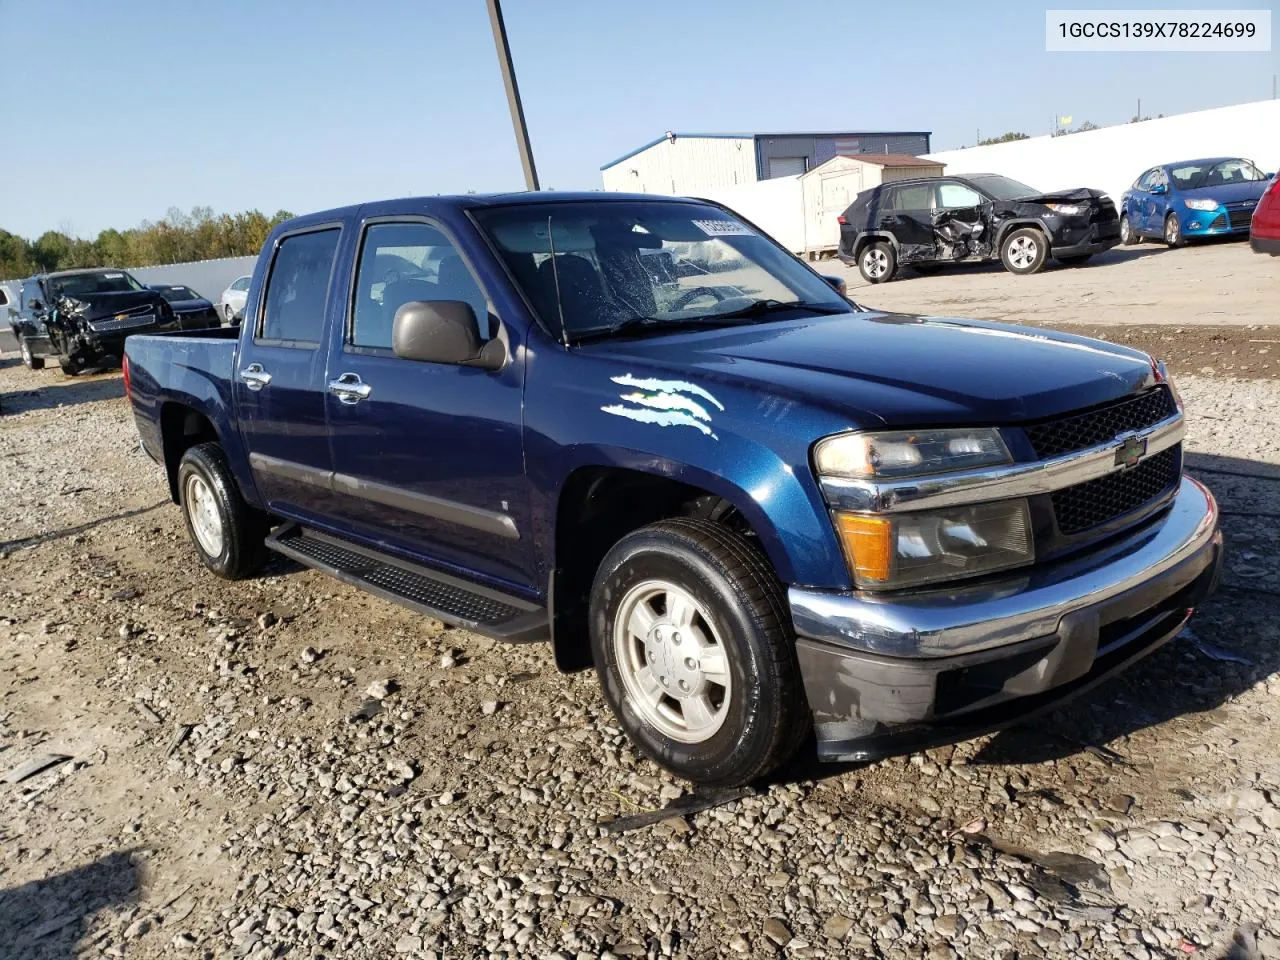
925, 99, 1280, 205
600, 130, 932, 194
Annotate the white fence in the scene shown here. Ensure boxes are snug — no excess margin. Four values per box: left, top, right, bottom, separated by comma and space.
926, 99, 1280, 204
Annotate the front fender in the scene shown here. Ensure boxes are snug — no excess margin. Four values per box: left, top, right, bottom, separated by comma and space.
525, 352, 858, 589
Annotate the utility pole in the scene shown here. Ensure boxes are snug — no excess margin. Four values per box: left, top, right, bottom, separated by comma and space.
1137, 97, 1141, 121
486, 0, 540, 191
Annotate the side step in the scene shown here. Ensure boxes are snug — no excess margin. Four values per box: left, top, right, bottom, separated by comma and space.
266, 524, 549, 643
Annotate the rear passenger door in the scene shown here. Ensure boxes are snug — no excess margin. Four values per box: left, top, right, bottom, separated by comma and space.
879, 182, 936, 262
234, 224, 343, 523
321, 216, 535, 593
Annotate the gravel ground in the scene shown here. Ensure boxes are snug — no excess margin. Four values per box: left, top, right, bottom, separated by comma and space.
2, 343, 1280, 958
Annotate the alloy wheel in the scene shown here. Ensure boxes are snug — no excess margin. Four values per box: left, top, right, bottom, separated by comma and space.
612, 579, 732, 744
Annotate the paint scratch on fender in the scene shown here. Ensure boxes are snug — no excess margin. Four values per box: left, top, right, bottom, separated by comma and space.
601, 375, 724, 439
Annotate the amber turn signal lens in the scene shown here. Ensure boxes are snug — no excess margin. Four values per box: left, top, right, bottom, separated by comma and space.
834, 513, 893, 582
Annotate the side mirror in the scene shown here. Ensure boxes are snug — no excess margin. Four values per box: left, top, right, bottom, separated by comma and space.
392, 300, 505, 370
1150, 183, 1167, 195
820, 274, 847, 297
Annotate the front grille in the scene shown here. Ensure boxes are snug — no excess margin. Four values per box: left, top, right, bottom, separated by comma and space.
89, 312, 156, 332
1091, 200, 1119, 224
1025, 387, 1177, 460
1051, 448, 1179, 534
1208, 214, 1227, 231
1228, 209, 1253, 230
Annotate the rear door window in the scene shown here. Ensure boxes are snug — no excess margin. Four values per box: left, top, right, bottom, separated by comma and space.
258, 229, 340, 345
886, 183, 934, 211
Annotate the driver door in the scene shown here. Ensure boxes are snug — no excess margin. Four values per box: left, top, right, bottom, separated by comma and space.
321, 216, 536, 592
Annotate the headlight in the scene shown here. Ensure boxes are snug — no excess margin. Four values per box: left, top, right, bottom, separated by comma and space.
834, 500, 1034, 589
1044, 202, 1089, 216
1184, 198, 1219, 212
814, 428, 1012, 479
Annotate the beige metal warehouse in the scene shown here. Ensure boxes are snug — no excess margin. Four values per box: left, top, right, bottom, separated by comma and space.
801, 154, 946, 254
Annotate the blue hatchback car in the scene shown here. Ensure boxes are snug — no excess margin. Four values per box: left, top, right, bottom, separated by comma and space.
1119, 157, 1273, 247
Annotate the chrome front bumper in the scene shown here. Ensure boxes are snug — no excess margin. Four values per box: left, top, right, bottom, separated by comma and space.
790, 477, 1223, 757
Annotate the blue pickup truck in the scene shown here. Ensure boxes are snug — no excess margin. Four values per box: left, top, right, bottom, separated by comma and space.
124, 192, 1222, 785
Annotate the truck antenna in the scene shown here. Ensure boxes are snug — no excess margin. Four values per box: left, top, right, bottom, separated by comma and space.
546, 215, 569, 347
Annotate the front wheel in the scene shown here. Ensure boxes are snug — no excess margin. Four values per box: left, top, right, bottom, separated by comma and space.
1164, 213, 1185, 248
858, 241, 897, 283
1120, 214, 1140, 245
19, 338, 44, 370
178, 442, 269, 579
590, 519, 810, 787
1000, 227, 1048, 275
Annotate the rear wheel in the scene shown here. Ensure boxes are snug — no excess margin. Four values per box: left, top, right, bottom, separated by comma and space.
590, 519, 809, 786
178, 442, 269, 580
858, 242, 896, 283
19, 338, 44, 370
1164, 213, 1185, 248
224, 304, 236, 325
1000, 227, 1048, 275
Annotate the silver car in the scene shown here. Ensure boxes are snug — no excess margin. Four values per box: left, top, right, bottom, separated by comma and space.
218, 275, 251, 325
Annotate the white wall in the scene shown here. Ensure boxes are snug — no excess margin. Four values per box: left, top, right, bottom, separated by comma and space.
926, 99, 1280, 204
694, 175, 807, 253
602, 136, 756, 193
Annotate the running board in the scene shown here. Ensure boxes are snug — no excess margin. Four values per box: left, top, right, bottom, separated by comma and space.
266, 524, 548, 643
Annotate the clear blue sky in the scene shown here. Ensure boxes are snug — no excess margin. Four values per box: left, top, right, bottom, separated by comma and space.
1, 0, 1275, 239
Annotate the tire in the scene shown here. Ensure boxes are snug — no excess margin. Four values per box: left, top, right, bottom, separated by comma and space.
1120, 214, 1140, 245
589, 518, 810, 787
1164, 213, 1185, 248
19, 337, 45, 370
1057, 254, 1093, 265
858, 241, 896, 284
224, 304, 236, 325
1000, 227, 1048, 275
60, 358, 81, 377
177, 442, 269, 580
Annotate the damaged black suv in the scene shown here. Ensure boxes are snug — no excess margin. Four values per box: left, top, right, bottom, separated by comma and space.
838, 174, 1121, 283
10, 269, 180, 375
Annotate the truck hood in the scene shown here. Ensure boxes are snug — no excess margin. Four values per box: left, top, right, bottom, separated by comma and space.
580, 311, 1157, 428
60, 289, 166, 323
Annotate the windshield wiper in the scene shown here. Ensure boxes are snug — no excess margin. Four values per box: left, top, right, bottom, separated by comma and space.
571, 300, 851, 344
571, 314, 756, 344
707, 298, 850, 322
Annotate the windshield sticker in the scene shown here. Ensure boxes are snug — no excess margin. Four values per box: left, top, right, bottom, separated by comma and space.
601, 374, 724, 439
103, 272, 124, 278
691, 219, 752, 238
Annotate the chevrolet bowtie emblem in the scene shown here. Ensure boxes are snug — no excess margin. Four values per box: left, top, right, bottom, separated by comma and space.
1114, 435, 1148, 469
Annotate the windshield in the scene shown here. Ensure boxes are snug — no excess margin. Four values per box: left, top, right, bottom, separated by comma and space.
1170, 159, 1266, 190
966, 175, 1041, 201
473, 200, 851, 340
155, 285, 199, 302
48, 270, 146, 298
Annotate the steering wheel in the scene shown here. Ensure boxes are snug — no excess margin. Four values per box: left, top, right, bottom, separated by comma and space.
671, 286, 730, 311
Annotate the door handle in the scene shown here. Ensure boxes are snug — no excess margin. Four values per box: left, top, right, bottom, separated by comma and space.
239, 363, 272, 391
328, 372, 372, 404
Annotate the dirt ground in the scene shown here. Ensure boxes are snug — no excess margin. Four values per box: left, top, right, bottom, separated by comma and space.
2, 243, 1280, 959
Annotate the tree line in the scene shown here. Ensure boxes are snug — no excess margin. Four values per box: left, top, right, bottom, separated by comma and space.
0, 206, 294, 280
